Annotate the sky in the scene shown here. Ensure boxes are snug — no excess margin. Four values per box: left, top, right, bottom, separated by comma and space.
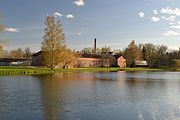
0, 0, 180, 52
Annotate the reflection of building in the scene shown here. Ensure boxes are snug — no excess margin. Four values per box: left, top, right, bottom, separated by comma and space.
117, 56, 126, 68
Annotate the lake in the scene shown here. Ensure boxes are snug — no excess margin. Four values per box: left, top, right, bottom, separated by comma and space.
0, 71, 180, 120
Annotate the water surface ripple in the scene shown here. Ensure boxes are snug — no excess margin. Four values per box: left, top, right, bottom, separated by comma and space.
0, 71, 179, 120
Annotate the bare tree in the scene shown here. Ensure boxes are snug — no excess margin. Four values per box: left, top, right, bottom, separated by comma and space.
9, 48, 24, 58
24, 47, 32, 59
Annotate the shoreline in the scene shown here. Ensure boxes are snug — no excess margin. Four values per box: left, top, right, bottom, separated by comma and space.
0, 66, 179, 75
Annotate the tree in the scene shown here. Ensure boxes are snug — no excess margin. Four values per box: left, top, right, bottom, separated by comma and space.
61, 49, 79, 68
9, 48, 24, 58
141, 43, 157, 67
0, 16, 5, 58
155, 45, 168, 67
0, 16, 4, 32
41, 15, 66, 69
102, 46, 111, 54
124, 40, 142, 67
24, 47, 32, 59
101, 46, 111, 67
0, 45, 5, 57
82, 47, 93, 54
82, 47, 102, 54
171, 59, 180, 69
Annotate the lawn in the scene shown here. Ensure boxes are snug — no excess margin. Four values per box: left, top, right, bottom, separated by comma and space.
0, 66, 178, 75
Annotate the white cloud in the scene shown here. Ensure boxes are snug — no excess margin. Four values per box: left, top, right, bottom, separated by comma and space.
138, 12, 145, 18
177, 21, 180, 24
153, 10, 158, 15
151, 16, 160, 22
169, 22, 174, 25
163, 30, 180, 36
78, 33, 82, 36
161, 15, 176, 22
171, 25, 180, 29
53, 12, 63, 17
74, 0, 85, 7
160, 7, 180, 16
66, 14, 74, 19
5, 28, 19, 32
169, 21, 180, 29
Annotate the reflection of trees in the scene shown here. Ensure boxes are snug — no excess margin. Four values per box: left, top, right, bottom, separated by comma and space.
37, 72, 97, 120
0, 81, 4, 120
38, 73, 65, 120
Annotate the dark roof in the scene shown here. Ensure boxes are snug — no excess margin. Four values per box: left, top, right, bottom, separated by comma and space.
0, 58, 30, 62
80, 53, 102, 58
32, 51, 42, 56
113, 54, 124, 59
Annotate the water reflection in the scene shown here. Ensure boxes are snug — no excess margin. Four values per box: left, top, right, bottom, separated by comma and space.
0, 72, 179, 120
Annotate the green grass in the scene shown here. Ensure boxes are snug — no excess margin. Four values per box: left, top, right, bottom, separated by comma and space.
0, 66, 54, 75
0, 66, 179, 75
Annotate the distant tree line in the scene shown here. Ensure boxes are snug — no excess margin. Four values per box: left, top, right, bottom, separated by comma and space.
123, 40, 180, 69
0, 47, 32, 59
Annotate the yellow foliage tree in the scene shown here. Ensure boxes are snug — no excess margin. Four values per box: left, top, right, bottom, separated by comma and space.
41, 15, 66, 68
124, 40, 143, 67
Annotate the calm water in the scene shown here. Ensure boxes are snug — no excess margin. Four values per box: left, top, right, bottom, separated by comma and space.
0, 71, 180, 120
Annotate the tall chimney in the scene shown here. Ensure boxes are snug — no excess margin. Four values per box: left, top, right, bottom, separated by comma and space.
94, 38, 96, 54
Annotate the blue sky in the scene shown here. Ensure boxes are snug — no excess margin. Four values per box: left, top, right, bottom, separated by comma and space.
0, 0, 180, 52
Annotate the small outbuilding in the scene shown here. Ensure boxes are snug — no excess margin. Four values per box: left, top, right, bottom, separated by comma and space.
134, 61, 148, 67
117, 56, 126, 68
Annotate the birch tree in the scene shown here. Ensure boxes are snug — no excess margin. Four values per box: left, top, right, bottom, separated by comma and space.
41, 15, 65, 68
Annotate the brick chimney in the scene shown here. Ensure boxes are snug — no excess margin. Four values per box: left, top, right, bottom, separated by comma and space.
93, 38, 96, 54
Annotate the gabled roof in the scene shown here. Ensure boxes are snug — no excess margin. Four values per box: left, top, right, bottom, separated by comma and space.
32, 51, 42, 57
118, 56, 126, 61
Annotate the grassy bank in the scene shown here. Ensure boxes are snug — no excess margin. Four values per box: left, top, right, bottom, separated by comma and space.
0, 66, 179, 75
0, 66, 54, 75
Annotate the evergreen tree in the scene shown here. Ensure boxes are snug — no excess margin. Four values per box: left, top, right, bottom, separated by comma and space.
124, 40, 142, 67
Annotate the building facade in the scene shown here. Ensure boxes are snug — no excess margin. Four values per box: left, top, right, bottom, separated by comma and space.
117, 56, 126, 68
